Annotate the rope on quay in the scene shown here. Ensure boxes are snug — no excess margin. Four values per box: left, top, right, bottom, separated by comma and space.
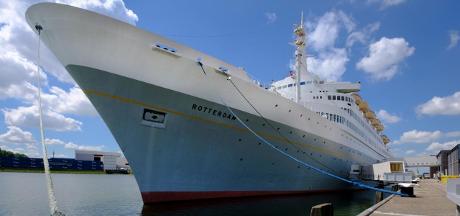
34, 24, 65, 216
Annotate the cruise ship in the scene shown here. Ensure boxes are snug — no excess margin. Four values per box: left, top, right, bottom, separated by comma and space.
26, 3, 392, 203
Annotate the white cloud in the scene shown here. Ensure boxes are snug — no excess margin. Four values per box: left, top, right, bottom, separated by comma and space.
43, 86, 96, 116
299, 10, 361, 81
446, 131, 460, 138
377, 109, 400, 124
405, 149, 415, 155
393, 129, 460, 145
3, 105, 82, 131
0, 0, 72, 83
356, 37, 415, 81
394, 130, 442, 144
346, 22, 380, 47
417, 91, 460, 116
265, 12, 277, 24
0, 126, 39, 157
308, 10, 355, 51
46, 138, 104, 151
368, 0, 407, 9
0, 126, 35, 145
448, 30, 459, 49
307, 48, 349, 81
0, 0, 131, 131
426, 140, 459, 153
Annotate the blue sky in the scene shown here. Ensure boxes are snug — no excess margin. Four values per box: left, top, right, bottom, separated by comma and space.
0, 0, 459, 159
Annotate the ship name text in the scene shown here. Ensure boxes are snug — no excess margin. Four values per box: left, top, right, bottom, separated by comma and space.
192, 103, 236, 121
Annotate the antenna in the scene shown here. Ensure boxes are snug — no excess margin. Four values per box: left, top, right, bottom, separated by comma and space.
301, 11, 304, 26
293, 13, 306, 103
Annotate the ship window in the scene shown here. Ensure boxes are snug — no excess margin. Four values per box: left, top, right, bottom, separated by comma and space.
320, 96, 322, 99
341, 96, 344, 101
328, 95, 331, 100
333, 96, 336, 100
288, 84, 293, 87
300, 81, 306, 85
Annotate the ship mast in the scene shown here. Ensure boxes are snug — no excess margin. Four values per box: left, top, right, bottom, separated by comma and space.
294, 12, 306, 103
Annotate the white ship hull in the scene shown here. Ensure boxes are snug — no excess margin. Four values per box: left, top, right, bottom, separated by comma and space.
26, 3, 390, 203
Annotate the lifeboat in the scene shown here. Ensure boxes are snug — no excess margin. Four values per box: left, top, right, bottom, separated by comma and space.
371, 118, 384, 132
364, 111, 376, 119
375, 124, 384, 132
358, 101, 369, 112
352, 93, 363, 105
381, 135, 390, 144
370, 118, 379, 125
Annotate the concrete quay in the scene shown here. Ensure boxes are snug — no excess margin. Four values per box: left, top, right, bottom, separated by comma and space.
365, 179, 456, 216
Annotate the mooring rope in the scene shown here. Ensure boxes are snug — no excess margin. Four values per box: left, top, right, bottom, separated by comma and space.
196, 61, 406, 196
35, 24, 65, 216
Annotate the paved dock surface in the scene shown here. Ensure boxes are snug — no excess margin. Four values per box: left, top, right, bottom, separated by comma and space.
370, 179, 456, 216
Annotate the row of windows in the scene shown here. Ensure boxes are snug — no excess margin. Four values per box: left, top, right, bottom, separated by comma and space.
316, 111, 376, 148
274, 80, 329, 90
327, 95, 354, 103
341, 106, 381, 144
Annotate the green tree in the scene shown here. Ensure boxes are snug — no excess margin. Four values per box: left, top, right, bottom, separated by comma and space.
0, 148, 28, 158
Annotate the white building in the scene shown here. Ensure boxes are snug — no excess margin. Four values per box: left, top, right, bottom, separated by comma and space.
75, 150, 121, 170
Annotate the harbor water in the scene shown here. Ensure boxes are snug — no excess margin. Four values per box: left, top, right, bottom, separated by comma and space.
0, 172, 380, 215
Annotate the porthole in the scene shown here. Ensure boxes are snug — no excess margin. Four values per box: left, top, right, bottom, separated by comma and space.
288, 109, 291, 112
302, 135, 306, 138
238, 138, 242, 142
275, 104, 278, 107
239, 158, 243, 161
262, 123, 266, 126
300, 114, 303, 117
277, 127, 280, 130
289, 131, 293, 134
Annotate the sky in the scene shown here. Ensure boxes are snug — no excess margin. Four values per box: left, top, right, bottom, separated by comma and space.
0, 0, 459, 159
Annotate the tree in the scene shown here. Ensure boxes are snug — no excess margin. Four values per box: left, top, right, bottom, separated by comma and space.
0, 148, 28, 158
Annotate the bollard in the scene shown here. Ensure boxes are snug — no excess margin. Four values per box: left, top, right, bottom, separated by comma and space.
375, 191, 383, 203
310, 203, 333, 216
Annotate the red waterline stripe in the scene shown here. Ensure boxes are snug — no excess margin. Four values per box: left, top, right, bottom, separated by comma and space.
141, 188, 360, 203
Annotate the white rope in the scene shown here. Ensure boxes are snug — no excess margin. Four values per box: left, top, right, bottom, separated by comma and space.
35, 24, 64, 216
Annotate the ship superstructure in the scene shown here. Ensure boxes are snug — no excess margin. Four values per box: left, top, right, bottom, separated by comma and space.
26, 3, 391, 203
271, 14, 389, 158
